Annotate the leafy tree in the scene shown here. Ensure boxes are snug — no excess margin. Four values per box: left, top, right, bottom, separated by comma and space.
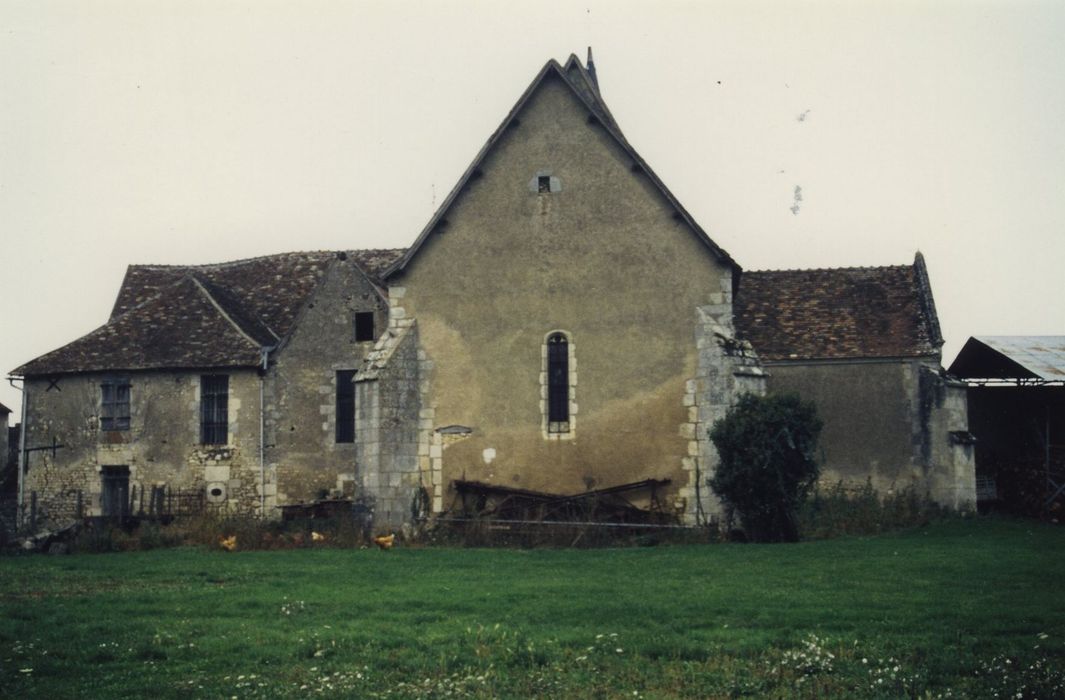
708, 393, 822, 542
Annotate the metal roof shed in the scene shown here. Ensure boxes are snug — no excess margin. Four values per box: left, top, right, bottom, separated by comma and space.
949, 336, 1065, 517
949, 336, 1065, 385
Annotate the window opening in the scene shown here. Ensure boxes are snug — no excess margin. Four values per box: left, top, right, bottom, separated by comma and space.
354, 312, 376, 342
336, 370, 356, 443
538, 175, 551, 193
200, 375, 229, 445
101, 378, 131, 431
547, 333, 570, 432
100, 466, 130, 519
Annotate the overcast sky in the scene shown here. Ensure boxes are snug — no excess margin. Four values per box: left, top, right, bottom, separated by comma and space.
2, 0, 1063, 416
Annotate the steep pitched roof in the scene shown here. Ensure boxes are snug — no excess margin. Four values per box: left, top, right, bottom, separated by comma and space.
734, 253, 944, 362
0, 402, 10, 415
13, 249, 405, 377
384, 52, 738, 279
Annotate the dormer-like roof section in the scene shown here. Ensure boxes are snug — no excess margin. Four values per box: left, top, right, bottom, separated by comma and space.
384, 52, 738, 279
13, 249, 405, 377
734, 253, 944, 362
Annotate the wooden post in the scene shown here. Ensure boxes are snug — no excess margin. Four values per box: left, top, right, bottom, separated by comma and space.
30, 491, 37, 530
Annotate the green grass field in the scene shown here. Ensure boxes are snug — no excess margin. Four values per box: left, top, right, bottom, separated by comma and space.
1, 517, 1063, 699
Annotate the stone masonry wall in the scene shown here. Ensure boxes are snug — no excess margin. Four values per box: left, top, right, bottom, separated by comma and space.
20, 370, 261, 532
355, 320, 423, 530
682, 271, 767, 525
264, 257, 388, 511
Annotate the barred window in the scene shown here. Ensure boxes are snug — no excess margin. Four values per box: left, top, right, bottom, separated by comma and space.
101, 378, 130, 431
200, 375, 229, 445
336, 370, 357, 443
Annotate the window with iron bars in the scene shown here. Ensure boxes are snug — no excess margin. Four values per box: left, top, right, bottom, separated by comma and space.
200, 375, 229, 445
101, 378, 131, 431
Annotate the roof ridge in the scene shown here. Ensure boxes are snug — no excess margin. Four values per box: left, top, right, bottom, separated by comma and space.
188, 276, 271, 350
190, 273, 280, 344
744, 263, 913, 274
126, 248, 407, 270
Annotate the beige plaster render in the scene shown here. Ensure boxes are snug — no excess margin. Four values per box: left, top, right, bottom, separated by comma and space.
391, 73, 730, 509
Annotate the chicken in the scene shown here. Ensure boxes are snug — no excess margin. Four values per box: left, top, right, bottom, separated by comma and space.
373, 533, 395, 550
311, 531, 326, 543
219, 534, 237, 552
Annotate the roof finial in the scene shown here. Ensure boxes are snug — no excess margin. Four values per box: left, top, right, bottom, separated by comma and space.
586, 46, 599, 90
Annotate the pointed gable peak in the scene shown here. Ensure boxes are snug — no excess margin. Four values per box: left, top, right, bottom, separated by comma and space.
384, 53, 739, 279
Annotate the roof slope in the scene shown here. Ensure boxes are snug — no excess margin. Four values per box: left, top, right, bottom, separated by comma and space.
734, 253, 944, 362
111, 250, 403, 336
948, 336, 1065, 381
385, 52, 738, 279
14, 249, 405, 377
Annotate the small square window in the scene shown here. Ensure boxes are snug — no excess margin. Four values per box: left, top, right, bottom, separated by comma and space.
538, 175, 551, 193
354, 312, 376, 342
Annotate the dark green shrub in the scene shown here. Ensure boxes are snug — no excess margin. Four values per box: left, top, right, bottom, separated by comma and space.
708, 392, 822, 542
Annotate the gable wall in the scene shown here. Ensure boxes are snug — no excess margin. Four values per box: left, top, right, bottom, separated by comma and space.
392, 75, 730, 511
264, 259, 388, 507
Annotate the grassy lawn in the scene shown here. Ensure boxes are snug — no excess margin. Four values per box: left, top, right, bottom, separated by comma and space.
1, 517, 1063, 699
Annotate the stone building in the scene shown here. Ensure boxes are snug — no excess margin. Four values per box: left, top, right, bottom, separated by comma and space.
10, 52, 974, 531
734, 256, 976, 508
12, 251, 399, 526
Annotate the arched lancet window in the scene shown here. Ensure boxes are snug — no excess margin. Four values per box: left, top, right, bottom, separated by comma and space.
547, 333, 569, 432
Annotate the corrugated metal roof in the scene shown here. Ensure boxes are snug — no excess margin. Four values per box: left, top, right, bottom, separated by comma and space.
949, 336, 1065, 381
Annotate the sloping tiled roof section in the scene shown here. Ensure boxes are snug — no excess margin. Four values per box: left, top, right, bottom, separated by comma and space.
734, 254, 944, 362
0, 402, 10, 414
111, 250, 403, 335
14, 249, 405, 377
384, 53, 738, 279
14, 275, 265, 376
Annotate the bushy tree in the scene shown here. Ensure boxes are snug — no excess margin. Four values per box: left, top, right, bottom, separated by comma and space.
708, 393, 822, 542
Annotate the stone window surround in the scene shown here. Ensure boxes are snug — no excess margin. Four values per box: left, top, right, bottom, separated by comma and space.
200, 374, 229, 446
541, 330, 577, 440
529, 169, 562, 194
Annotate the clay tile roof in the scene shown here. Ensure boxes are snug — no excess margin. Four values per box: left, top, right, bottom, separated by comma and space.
734, 254, 943, 362
13, 249, 406, 377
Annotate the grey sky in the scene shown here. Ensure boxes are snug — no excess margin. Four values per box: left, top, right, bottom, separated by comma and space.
2, 0, 1064, 414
